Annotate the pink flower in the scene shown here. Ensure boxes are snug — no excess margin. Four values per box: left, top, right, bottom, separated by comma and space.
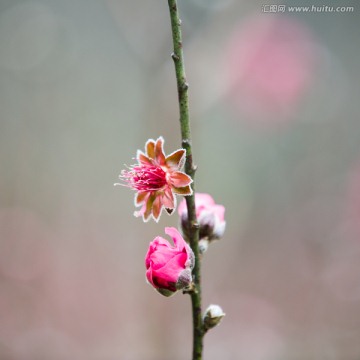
145, 227, 194, 297
179, 193, 226, 245
116, 137, 193, 222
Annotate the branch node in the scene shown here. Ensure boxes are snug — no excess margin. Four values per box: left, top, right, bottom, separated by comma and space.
191, 221, 200, 230
181, 82, 189, 91
182, 139, 191, 147
182, 282, 197, 295
171, 52, 179, 61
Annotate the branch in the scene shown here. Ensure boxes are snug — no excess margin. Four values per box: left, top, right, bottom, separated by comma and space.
167, 1, 203, 359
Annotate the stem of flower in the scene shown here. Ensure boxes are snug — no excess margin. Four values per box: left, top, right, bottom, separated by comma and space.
167, 1, 203, 359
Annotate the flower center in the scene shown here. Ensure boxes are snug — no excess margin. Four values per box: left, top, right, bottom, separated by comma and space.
123, 165, 167, 191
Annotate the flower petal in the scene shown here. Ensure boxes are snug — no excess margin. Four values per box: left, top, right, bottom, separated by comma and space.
135, 191, 148, 206
169, 171, 193, 188
149, 247, 179, 270
213, 204, 225, 222
162, 188, 176, 209
143, 193, 156, 222
151, 252, 188, 284
155, 137, 166, 165
165, 227, 186, 250
146, 267, 155, 286
165, 149, 185, 170
146, 139, 156, 159
137, 150, 153, 165
172, 185, 193, 195
195, 193, 216, 207
152, 196, 163, 222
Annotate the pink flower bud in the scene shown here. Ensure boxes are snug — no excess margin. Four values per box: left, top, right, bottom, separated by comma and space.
178, 193, 226, 244
145, 227, 194, 297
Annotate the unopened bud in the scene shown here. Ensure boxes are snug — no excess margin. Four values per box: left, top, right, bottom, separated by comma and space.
145, 227, 194, 297
178, 193, 226, 245
203, 304, 225, 331
199, 239, 209, 254
198, 211, 226, 241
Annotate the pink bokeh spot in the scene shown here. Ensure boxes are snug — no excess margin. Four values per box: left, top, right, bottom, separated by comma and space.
225, 15, 317, 125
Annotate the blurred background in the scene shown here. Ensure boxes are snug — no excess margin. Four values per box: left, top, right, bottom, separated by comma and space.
0, 0, 359, 359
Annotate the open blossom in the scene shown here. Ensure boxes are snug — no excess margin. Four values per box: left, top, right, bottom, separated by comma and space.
179, 193, 226, 247
115, 137, 193, 222
145, 227, 194, 297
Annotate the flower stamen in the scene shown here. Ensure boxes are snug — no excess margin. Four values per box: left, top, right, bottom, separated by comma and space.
121, 165, 167, 192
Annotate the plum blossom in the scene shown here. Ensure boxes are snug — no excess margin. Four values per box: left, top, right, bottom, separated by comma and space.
178, 193, 226, 249
116, 137, 193, 222
145, 227, 194, 297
